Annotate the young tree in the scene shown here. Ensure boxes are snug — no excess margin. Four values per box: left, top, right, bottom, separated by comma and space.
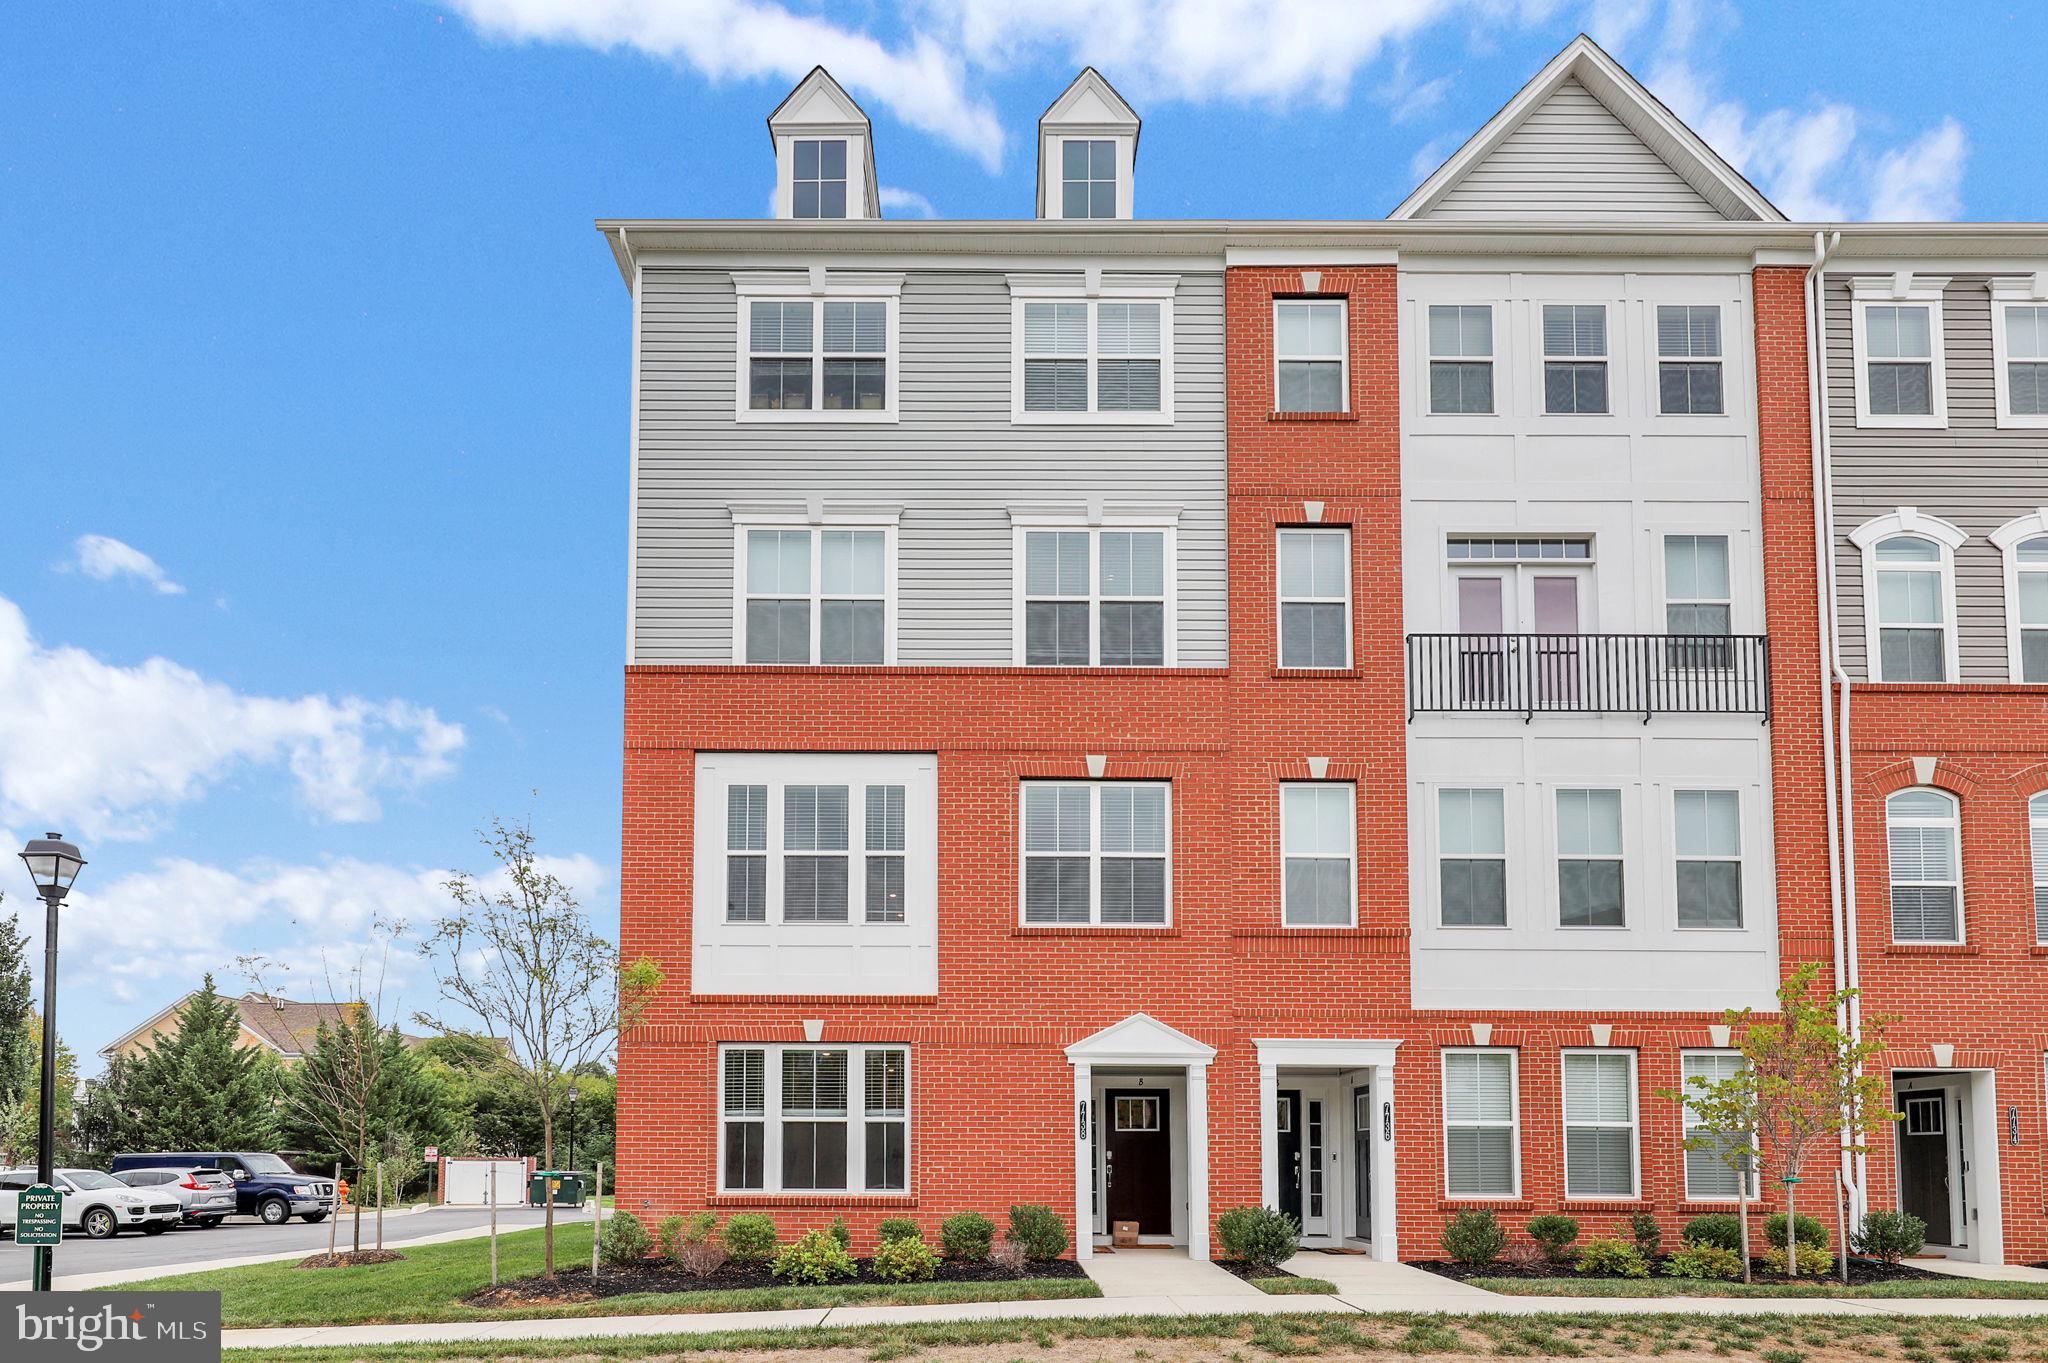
0, 904, 32, 1142
1664, 1054, 1763, 1281
418, 816, 660, 1275
103, 977, 278, 1152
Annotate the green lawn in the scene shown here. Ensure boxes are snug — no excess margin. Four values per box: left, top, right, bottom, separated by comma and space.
113, 1223, 1097, 1327
1252, 1275, 1337, 1294
1470, 1272, 2048, 1298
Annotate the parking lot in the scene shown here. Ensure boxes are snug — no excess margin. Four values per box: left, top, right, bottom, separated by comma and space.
0, 1204, 558, 1288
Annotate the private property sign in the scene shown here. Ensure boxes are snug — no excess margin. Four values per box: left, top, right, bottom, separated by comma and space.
15, 1186, 60, 1247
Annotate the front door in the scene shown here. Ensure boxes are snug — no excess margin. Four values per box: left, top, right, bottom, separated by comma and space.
1104, 1090, 1172, 1236
1898, 1089, 1956, 1245
1275, 1090, 1303, 1225
1351, 1084, 1373, 1241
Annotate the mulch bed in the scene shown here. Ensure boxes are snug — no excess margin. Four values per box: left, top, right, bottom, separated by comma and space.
299, 1250, 406, 1269
463, 1255, 1084, 1308
1214, 1260, 1298, 1284
1415, 1255, 1948, 1287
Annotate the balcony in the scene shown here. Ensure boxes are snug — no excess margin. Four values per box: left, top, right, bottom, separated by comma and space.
1405, 633, 1771, 722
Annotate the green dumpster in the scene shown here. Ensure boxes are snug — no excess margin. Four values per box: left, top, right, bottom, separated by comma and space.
529, 1171, 585, 1207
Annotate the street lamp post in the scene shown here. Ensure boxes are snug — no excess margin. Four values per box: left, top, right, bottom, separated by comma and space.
18, 833, 86, 1294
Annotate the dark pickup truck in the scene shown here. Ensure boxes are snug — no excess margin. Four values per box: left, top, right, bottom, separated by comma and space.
109, 1151, 337, 1225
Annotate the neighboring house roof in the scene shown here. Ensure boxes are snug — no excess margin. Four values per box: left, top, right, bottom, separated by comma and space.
1389, 33, 1783, 223
100, 990, 423, 1061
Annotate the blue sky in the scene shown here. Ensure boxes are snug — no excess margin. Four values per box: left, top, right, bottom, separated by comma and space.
3, 0, 2042, 1065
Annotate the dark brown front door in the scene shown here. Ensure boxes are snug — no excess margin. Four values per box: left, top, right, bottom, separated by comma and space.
1104, 1089, 1172, 1236
1898, 1090, 1954, 1245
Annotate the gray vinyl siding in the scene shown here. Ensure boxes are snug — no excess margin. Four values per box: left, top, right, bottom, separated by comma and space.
632, 268, 1227, 664
1425, 80, 1724, 221
1824, 273, 2048, 681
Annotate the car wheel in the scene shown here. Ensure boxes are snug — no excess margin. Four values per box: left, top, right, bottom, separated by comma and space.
82, 1207, 119, 1240
258, 1198, 291, 1226
198, 1216, 224, 1229
301, 1212, 328, 1223
142, 1222, 170, 1236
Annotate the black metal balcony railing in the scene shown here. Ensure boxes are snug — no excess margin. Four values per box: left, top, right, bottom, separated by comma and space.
1406, 633, 1771, 722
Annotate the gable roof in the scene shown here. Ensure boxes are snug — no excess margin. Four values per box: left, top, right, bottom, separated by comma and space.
1065, 1012, 1216, 1065
1036, 68, 1141, 219
100, 990, 401, 1060
1391, 34, 1782, 223
766, 65, 870, 138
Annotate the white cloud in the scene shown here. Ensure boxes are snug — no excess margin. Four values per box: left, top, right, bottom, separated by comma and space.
0, 593, 464, 840
1870, 118, 1968, 221
1408, 132, 1463, 184
878, 185, 937, 218
60, 535, 185, 596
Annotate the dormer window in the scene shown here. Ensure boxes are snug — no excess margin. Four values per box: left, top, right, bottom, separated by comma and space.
1036, 68, 1139, 221
1062, 140, 1117, 219
793, 139, 848, 219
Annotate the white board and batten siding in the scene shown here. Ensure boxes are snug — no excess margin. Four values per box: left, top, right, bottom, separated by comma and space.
631, 268, 1228, 666
442, 1157, 528, 1206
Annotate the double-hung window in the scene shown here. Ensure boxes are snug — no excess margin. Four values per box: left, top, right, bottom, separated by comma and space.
1273, 300, 1347, 412
1012, 284, 1173, 421
2030, 793, 2048, 944
1439, 788, 1507, 927
1887, 787, 1962, 942
1663, 534, 1733, 668
2007, 535, 2048, 682
1556, 789, 1624, 927
719, 1043, 909, 1194
1021, 781, 1170, 926
1428, 304, 1494, 414
740, 525, 890, 664
1019, 526, 1170, 666
1656, 305, 1724, 414
1277, 528, 1350, 668
726, 785, 769, 922
865, 785, 906, 923
1280, 783, 1354, 926
1062, 139, 1117, 218
718, 772, 913, 926
1442, 1049, 1518, 1198
1562, 1050, 1638, 1199
1871, 535, 1949, 682
1674, 790, 1743, 929
1992, 293, 2048, 426
792, 138, 848, 219
1541, 304, 1609, 414
1679, 1052, 1753, 1200
1852, 280, 1946, 426
737, 277, 900, 420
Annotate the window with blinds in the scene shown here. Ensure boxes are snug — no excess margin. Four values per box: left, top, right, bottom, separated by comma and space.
1024, 301, 1088, 411
1557, 789, 1624, 927
726, 785, 769, 923
2014, 537, 2048, 682
1442, 1049, 1518, 1197
1022, 781, 1170, 926
1439, 788, 1507, 927
1277, 529, 1350, 668
1098, 303, 1163, 411
1680, 1052, 1752, 1200
1663, 534, 1733, 668
865, 785, 906, 923
1281, 783, 1355, 926
1887, 787, 1962, 942
1022, 528, 1168, 666
722, 1048, 767, 1190
748, 301, 814, 410
821, 302, 888, 410
2004, 305, 2048, 417
783, 785, 851, 923
1273, 300, 1347, 413
1656, 305, 1724, 414
744, 294, 893, 416
1872, 535, 1948, 682
1562, 1051, 1638, 1198
713, 770, 912, 926
1864, 303, 1935, 416
1541, 304, 1609, 414
865, 1049, 909, 1190
742, 526, 888, 665
1019, 297, 1164, 416
1428, 304, 1494, 414
1675, 790, 1743, 929
720, 1043, 909, 1194
2031, 794, 2048, 945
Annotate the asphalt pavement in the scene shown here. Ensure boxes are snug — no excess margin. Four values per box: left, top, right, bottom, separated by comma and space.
0, 1204, 558, 1288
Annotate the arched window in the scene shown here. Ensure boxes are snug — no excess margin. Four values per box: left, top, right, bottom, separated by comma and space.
1851, 511, 1966, 683
1991, 513, 2048, 682
2030, 794, 2048, 945
1886, 788, 1962, 943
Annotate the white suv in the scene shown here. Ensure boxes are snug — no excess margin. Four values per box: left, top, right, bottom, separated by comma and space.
0, 1168, 184, 1239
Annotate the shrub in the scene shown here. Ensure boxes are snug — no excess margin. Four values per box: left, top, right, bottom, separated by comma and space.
1524, 1214, 1580, 1262
1663, 1241, 1744, 1281
1574, 1237, 1650, 1279
1006, 1204, 1069, 1261
941, 1211, 995, 1261
989, 1239, 1029, 1273
1499, 1240, 1549, 1271
870, 1234, 940, 1282
1763, 1212, 1829, 1251
673, 1238, 727, 1278
1628, 1211, 1663, 1259
877, 1217, 923, 1245
656, 1215, 688, 1260
598, 1210, 653, 1266
1440, 1210, 1506, 1266
828, 1217, 852, 1249
1852, 1210, 1927, 1265
722, 1212, 780, 1264
1682, 1213, 1744, 1252
771, 1228, 859, 1284
1216, 1206, 1301, 1274
1762, 1242, 1834, 1277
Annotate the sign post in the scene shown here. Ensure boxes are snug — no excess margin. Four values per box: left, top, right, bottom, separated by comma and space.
18, 1183, 62, 1289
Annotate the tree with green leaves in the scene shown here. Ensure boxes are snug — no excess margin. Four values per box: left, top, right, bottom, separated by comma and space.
0, 901, 35, 1165
1666, 962, 1897, 1279
112, 975, 281, 1151
418, 816, 660, 1275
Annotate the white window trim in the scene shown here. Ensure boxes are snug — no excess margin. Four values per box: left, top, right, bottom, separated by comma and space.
714, 768, 915, 927
1554, 788, 1627, 931
1538, 301, 1614, 418
2029, 793, 2048, 946
1849, 509, 1967, 684
716, 1041, 911, 1196
1886, 786, 1965, 945
1671, 788, 1745, 933
1677, 1049, 1758, 1202
1041, 133, 1134, 222
732, 270, 904, 424
1559, 1048, 1641, 1201
1279, 780, 1357, 929
1650, 302, 1728, 419
1849, 275, 1950, 429
729, 509, 901, 665
1275, 527, 1352, 670
1434, 786, 1511, 932
1423, 301, 1497, 418
1441, 1047, 1521, 1200
1656, 529, 1741, 637
1009, 510, 1180, 667
1272, 298, 1349, 414
1007, 274, 1177, 425
1987, 278, 2048, 429
1991, 509, 2048, 682
1017, 779, 1174, 928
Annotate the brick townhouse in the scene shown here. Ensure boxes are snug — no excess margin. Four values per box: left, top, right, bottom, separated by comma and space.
600, 36, 2048, 1264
